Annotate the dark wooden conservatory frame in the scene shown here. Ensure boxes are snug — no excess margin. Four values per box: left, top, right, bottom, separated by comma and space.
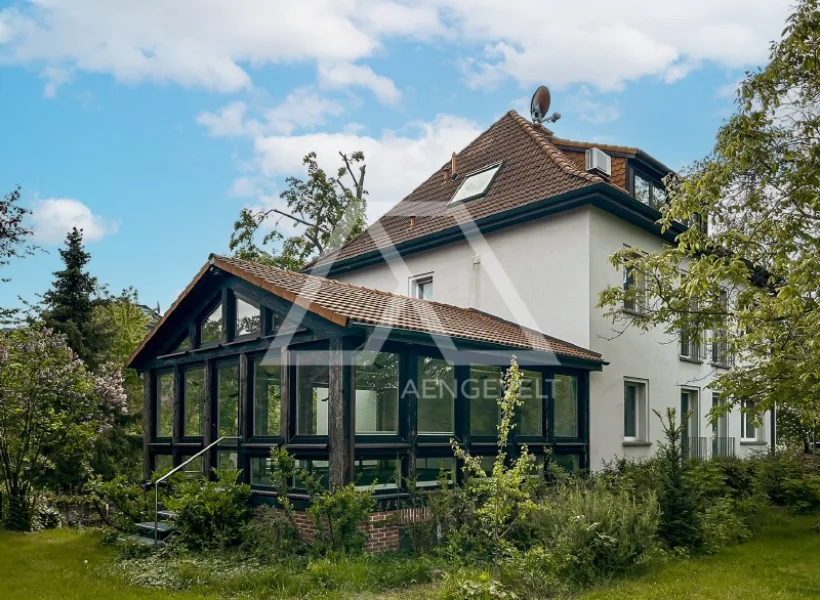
132, 267, 600, 506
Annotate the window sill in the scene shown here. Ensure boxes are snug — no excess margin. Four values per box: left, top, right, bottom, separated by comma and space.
740, 440, 768, 446
710, 362, 732, 370
679, 356, 703, 365
622, 441, 652, 448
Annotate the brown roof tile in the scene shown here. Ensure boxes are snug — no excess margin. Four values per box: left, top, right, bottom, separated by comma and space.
128, 255, 604, 366
313, 110, 603, 267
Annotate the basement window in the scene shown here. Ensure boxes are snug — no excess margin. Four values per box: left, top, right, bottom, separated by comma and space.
449, 162, 502, 205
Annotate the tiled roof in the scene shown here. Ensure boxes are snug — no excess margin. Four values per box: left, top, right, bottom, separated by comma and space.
313, 110, 604, 268
128, 255, 605, 366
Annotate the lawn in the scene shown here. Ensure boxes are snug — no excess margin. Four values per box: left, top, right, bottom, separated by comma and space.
1, 516, 819, 600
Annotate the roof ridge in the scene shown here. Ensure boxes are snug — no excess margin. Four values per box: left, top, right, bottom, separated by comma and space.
506, 110, 604, 184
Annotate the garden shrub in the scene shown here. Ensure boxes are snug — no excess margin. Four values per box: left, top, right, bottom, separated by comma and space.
783, 474, 820, 515
87, 475, 152, 532
753, 452, 803, 506
700, 496, 755, 552
164, 468, 251, 550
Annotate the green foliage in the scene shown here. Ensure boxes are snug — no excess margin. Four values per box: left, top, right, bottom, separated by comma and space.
597, 0, 820, 427
230, 151, 367, 270
654, 408, 703, 551
304, 478, 376, 555
440, 571, 520, 600
0, 327, 125, 530
453, 358, 538, 571
0, 186, 38, 325
86, 475, 152, 533
164, 468, 252, 550
41, 227, 103, 367
782, 474, 820, 515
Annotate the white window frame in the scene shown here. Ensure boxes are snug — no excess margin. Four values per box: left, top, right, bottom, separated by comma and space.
623, 378, 649, 443
680, 387, 700, 438
741, 400, 761, 442
409, 272, 434, 300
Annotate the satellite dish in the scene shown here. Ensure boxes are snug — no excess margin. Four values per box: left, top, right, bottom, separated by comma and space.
530, 85, 561, 125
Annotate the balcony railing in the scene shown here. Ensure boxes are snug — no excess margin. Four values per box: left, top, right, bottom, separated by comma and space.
683, 436, 735, 460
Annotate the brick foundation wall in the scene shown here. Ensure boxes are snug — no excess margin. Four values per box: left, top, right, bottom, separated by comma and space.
256, 506, 430, 553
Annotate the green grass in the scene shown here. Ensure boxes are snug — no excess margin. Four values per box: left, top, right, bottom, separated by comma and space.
2, 516, 820, 600
578, 515, 820, 600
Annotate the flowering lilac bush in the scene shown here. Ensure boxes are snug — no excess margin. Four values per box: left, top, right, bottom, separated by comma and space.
0, 327, 126, 530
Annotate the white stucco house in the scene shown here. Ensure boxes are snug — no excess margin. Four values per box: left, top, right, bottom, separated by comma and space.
314, 109, 773, 470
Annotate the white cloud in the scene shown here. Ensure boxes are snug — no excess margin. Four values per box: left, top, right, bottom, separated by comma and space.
41, 66, 72, 98
0, 0, 792, 95
566, 86, 620, 125
32, 198, 119, 244
318, 62, 401, 105
250, 114, 482, 222
196, 101, 257, 137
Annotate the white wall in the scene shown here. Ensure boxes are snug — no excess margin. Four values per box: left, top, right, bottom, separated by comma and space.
333, 205, 771, 467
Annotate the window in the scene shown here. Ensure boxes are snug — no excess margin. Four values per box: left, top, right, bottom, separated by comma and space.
741, 400, 758, 441
354, 458, 399, 490
518, 370, 543, 437
179, 456, 204, 480
469, 365, 502, 436
236, 297, 261, 337
623, 263, 647, 314
623, 379, 648, 442
183, 368, 205, 437
711, 290, 730, 367
415, 457, 455, 488
553, 453, 581, 474
295, 350, 329, 436
410, 274, 434, 300
680, 310, 701, 361
153, 454, 173, 475
632, 171, 667, 210
253, 356, 281, 437
294, 459, 330, 489
418, 357, 455, 434
711, 392, 732, 456
687, 212, 708, 235
449, 163, 502, 205
250, 457, 273, 486
354, 351, 399, 435
217, 451, 238, 470
680, 389, 700, 452
173, 337, 192, 353
156, 372, 174, 437
200, 302, 223, 344
553, 374, 579, 438
217, 363, 239, 437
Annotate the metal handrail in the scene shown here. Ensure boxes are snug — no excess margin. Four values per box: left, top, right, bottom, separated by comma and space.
153, 436, 239, 544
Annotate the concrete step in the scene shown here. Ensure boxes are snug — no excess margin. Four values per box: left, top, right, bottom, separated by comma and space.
123, 534, 162, 546
135, 521, 176, 539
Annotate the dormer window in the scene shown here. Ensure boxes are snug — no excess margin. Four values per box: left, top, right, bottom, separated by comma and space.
448, 162, 502, 205
632, 170, 667, 211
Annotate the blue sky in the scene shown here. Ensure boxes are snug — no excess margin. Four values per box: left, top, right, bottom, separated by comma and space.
0, 0, 793, 312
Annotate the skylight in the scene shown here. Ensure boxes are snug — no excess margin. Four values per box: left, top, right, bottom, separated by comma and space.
448, 162, 501, 205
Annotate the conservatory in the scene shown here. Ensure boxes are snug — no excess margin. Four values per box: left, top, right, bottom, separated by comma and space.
128, 255, 606, 504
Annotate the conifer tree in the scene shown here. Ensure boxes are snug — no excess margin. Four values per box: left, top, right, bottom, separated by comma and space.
42, 227, 101, 367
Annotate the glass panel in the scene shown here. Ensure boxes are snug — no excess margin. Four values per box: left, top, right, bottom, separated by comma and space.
217, 451, 238, 471
174, 337, 192, 352
355, 352, 399, 434
253, 357, 281, 437
153, 454, 173, 475
470, 365, 502, 436
217, 364, 239, 437
634, 173, 651, 205
652, 183, 667, 208
743, 401, 757, 439
518, 370, 543, 437
250, 457, 273, 486
295, 351, 329, 436
553, 453, 581, 473
415, 278, 433, 300
294, 459, 330, 489
156, 372, 174, 437
479, 455, 498, 475
236, 297, 261, 337
179, 456, 204, 480
355, 458, 399, 490
201, 302, 223, 344
418, 357, 455, 434
415, 457, 455, 488
624, 384, 637, 438
183, 368, 204, 437
450, 164, 501, 204
553, 375, 579, 438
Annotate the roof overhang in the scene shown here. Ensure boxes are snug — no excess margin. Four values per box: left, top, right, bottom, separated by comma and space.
319, 183, 685, 277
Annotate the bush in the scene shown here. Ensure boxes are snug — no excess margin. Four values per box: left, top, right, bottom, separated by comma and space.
783, 474, 820, 515
87, 475, 152, 533
164, 468, 251, 550
753, 452, 804, 506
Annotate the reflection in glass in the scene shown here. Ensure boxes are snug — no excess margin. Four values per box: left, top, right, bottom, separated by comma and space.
634, 173, 651, 205
201, 303, 223, 344
250, 457, 273, 486
355, 352, 399, 434
157, 372, 174, 437
295, 351, 329, 435
183, 368, 204, 436
418, 357, 455, 434
470, 365, 502, 436
217, 363, 239, 437
236, 297, 261, 336
253, 357, 281, 437
355, 458, 399, 490
518, 370, 543, 436
294, 459, 330, 489
153, 454, 173, 475
553, 375, 579, 438
415, 457, 455, 488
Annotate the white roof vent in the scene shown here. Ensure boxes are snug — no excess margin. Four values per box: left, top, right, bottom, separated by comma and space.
585, 147, 611, 178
